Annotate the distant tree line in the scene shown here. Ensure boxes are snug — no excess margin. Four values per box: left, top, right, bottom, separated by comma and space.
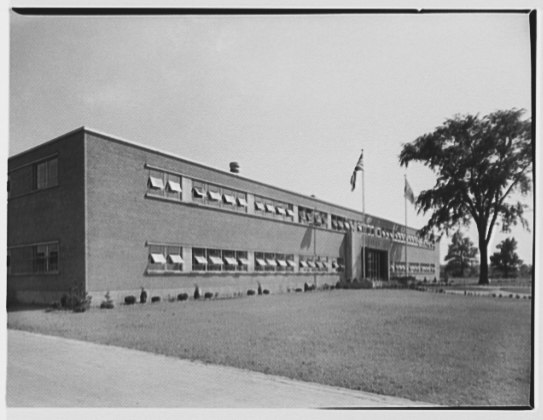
442, 231, 531, 279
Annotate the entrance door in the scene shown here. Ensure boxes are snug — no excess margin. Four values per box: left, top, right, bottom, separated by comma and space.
364, 248, 388, 280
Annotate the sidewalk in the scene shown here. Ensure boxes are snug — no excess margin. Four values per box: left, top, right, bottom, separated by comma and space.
7, 329, 434, 408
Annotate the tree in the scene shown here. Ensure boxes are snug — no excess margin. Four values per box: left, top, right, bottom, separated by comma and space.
444, 230, 478, 277
399, 109, 532, 285
490, 237, 522, 278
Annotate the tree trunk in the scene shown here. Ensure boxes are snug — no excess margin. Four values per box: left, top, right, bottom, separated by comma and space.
478, 235, 489, 285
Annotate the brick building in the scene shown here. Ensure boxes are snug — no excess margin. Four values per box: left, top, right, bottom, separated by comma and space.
7, 127, 440, 305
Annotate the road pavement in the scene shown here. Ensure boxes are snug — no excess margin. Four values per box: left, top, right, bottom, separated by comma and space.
7, 329, 434, 408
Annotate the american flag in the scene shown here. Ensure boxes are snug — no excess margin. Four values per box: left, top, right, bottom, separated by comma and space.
350, 150, 364, 191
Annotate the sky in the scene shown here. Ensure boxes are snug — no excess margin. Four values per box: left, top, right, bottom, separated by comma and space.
9, 11, 534, 265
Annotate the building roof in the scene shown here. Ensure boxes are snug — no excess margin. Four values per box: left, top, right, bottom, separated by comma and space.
10, 126, 425, 232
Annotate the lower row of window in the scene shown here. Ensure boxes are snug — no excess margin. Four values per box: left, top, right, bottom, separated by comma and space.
147, 245, 345, 274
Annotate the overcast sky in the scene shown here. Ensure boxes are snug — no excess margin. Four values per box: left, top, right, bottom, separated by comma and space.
9, 11, 533, 265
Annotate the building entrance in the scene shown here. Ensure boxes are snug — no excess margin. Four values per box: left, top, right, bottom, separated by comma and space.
364, 248, 388, 280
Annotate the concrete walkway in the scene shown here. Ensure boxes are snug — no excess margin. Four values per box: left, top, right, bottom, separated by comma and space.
7, 329, 433, 408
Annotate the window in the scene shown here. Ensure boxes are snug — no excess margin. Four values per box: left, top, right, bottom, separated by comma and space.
255, 201, 265, 212
147, 170, 182, 201
286, 255, 295, 271
208, 190, 222, 202
255, 252, 266, 272
237, 196, 248, 207
264, 252, 277, 272
234, 251, 248, 272
8, 242, 59, 275
207, 248, 223, 271
223, 249, 237, 271
165, 174, 182, 200
147, 244, 183, 273
193, 185, 205, 199
33, 157, 58, 190
223, 193, 236, 205
193, 248, 208, 271
149, 175, 165, 191
275, 253, 287, 271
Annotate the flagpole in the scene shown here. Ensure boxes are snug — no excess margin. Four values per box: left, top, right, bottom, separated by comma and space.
361, 149, 366, 280
404, 174, 408, 279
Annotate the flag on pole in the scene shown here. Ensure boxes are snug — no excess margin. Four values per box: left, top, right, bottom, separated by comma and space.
350, 150, 364, 191
404, 178, 415, 204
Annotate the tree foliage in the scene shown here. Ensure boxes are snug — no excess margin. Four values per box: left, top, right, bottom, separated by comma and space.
445, 230, 478, 277
399, 109, 532, 284
490, 237, 522, 278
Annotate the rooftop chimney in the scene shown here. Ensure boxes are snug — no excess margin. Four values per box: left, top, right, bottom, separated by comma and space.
229, 162, 240, 174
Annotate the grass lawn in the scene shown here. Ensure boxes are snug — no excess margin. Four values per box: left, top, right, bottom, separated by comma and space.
8, 289, 532, 406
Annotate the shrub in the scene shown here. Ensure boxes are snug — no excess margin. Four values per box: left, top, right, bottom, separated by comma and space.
140, 287, 148, 304
491, 293, 497, 298
194, 285, 201, 300
177, 293, 189, 301
204, 292, 213, 299
247, 289, 256, 296
100, 291, 114, 309
257, 282, 263, 295
295, 288, 303, 293
124, 295, 136, 305
304, 282, 310, 292
263, 289, 270, 295
151, 296, 161, 303
509, 294, 513, 298
516, 295, 520, 299
61, 286, 92, 312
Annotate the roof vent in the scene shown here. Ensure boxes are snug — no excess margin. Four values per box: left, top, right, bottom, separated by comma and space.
229, 162, 240, 174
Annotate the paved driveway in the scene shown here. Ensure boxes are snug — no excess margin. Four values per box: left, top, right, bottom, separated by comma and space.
7, 329, 433, 408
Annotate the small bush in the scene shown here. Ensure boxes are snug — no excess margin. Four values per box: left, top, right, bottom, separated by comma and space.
295, 288, 303, 293
177, 293, 189, 301
257, 282, 263, 295
194, 285, 201, 300
204, 292, 213, 299
124, 295, 136, 305
509, 294, 513, 298
304, 282, 310, 292
247, 289, 256, 296
151, 296, 161, 303
100, 291, 114, 309
516, 295, 520, 299
492, 293, 497, 298
263, 289, 270, 295
140, 288, 148, 304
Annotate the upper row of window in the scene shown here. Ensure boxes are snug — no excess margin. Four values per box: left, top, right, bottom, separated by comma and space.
145, 168, 435, 249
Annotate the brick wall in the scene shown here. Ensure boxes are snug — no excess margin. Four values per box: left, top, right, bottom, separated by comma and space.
85, 133, 346, 297
7, 130, 86, 304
